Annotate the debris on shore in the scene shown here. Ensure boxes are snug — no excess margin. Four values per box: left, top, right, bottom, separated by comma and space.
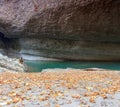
0, 70, 120, 107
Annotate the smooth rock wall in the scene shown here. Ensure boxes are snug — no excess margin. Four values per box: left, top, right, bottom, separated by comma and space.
19, 38, 120, 61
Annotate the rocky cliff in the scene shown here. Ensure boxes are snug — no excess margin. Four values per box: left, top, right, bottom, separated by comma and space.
0, 0, 120, 61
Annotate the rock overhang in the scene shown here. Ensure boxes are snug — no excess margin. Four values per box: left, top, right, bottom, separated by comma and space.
0, 0, 119, 40
0, 0, 120, 60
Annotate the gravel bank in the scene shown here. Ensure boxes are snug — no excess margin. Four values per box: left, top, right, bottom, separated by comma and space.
0, 70, 120, 107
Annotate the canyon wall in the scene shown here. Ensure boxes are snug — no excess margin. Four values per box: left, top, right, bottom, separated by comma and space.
0, 0, 120, 60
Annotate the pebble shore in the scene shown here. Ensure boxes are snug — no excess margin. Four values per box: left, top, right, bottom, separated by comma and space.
0, 69, 120, 107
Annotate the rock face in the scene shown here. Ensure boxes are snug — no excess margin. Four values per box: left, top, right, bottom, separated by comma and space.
0, 54, 25, 72
0, 0, 120, 61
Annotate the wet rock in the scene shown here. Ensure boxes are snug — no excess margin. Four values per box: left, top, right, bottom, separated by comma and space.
84, 68, 105, 71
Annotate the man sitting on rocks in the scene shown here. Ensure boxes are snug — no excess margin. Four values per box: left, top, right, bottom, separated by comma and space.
19, 57, 24, 64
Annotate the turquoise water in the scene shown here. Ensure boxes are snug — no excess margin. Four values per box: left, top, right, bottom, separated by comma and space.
25, 60, 120, 72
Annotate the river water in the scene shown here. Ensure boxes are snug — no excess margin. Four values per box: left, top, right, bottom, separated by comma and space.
25, 60, 120, 72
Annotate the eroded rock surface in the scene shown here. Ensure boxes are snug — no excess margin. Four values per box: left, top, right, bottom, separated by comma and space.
0, 0, 120, 60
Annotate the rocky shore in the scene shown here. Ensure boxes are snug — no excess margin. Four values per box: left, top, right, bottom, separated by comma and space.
0, 54, 25, 72
0, 69, 120, 107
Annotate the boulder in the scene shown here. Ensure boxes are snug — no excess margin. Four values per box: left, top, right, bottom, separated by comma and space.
0, 54, 26, 72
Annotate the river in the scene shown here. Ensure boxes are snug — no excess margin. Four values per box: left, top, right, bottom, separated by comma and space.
25, 60, 120, 72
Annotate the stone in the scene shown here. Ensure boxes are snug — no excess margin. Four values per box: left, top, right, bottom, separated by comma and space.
0, 0, 120, 60
0, 54, 26, 72
84, 68, 105, 71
